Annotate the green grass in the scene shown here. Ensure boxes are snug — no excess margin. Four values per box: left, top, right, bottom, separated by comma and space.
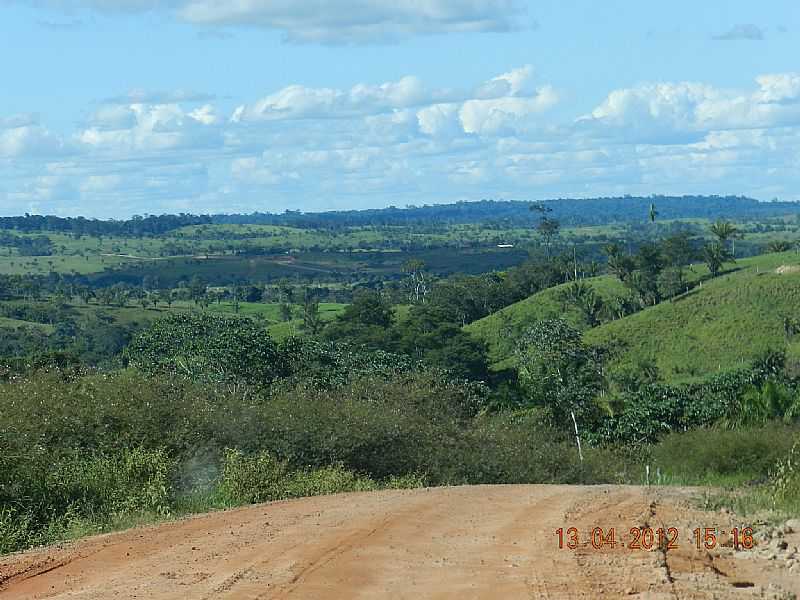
464, 275, 628, 368
465, 251, 800, 381
584, 251, 800, 382
0, 316, 54, 333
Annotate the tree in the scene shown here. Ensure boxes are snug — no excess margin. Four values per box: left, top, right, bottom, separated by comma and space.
188, 275, 206, 305
124, 313, 283, 388
557, 282, 604, 327
395, 303, 490, 381
702, 242, 734, 278
662, 232, 695, 268
402, 259, 429, 304
336, 290, 394, 328
602, 243, 634, 282
301, 290, 324, 335
322, 290, 397, 351
279, 302, 293, 322
709, 219, 739, 255
648, 203, 658, 224
657, 267, 686, 300
725, 380, 800, 427
768, 240, 792, 253
536, 217, 561, 257
515, 319, 604, 426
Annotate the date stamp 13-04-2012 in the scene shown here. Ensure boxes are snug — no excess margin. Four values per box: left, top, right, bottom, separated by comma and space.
556, 526, 755, 551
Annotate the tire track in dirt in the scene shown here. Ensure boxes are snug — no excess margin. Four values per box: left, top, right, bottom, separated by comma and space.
1, 485, 797, 599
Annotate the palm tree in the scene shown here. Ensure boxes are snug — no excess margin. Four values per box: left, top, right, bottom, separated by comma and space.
709, 220, 739, 256
768, 240, 792, 253
702, 242, 733, 278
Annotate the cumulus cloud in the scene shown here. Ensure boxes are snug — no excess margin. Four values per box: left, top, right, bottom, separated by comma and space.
4, 68, 800, 217
0, 118, 69, 158
79, 102, 222, 152
712, 24, 765, 41
231, 76, 435, 122
579, 73, 800, 142
459, 84, 558, 135
417, 66, 558, 136
20, 0, 527, 43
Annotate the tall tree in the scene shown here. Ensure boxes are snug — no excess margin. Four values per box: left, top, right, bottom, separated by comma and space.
402, 259, 429, 304
515, 319, 604, 426
702, 242, 734, 278
648, 203, 658, 223
301, 290, 324, 335
709, 220, 739, 255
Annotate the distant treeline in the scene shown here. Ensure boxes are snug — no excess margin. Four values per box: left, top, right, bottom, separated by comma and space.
0, 214, 212, 236
3, 196, 800, 234
213, 196, 800, 228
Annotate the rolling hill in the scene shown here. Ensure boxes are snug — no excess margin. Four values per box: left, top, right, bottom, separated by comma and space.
463, 275, 628, 368
467, 251, 800, 382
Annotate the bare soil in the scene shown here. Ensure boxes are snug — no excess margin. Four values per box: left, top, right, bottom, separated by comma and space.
1, 485, 798, 599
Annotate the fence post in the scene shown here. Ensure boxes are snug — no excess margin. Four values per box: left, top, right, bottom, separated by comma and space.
570, 411, 584, 463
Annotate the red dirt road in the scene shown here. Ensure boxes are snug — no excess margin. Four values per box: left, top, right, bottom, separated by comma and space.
1, 485, 797, 599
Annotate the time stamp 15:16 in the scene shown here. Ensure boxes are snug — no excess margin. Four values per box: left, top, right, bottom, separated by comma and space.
556, 527, 755, 551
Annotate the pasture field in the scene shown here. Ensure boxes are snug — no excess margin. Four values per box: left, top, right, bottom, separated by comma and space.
466, 251, 800, 381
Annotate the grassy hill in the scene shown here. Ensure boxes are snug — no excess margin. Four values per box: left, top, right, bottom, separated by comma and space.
585, 251, 800, 382
467, 251, 800, 382
464, 275, 628, 368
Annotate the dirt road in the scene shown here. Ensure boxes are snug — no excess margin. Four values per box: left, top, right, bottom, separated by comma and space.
1, 485, 798, 599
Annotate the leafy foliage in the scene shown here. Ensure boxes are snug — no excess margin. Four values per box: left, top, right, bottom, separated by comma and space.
124, 312, 282, 387
515, 319, 604, 426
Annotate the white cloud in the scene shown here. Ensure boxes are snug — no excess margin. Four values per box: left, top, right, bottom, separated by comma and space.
231, 76, 436, 123
22, 0, 527, 43
177, 0, 527, 43
0, 123, 68, 158
4, 69, 800, 217
459, 84, 558, 135
79, 102, 221, 152
580, 74, 800, 142
417, 103, 461, 136
416, 67, 557, 136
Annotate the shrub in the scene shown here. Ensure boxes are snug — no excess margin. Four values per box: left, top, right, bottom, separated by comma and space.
124, 312, 282, 387
218, 449, 376, 506
288, 465, 376, 497
48, 448, 173, 517
651, 423, 799, 483
218, 449, 292, 505
773, 437, 800, 511
0, 507, 34, 555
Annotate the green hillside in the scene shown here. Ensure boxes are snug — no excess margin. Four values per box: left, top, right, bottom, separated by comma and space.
585, 252, 800, 381
464, 275, 627, 368
466, 251, 800, 381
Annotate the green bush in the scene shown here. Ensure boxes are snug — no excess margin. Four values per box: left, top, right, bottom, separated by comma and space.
454, 410, 636, 486
218, 449, 292, 505
773, 437, 800, 512
124, 312, 282, 387
288, 465, 376, 497
0, 507, 34, 555
651, 423, 799, 483
218, 449, 376, 506
49, 448, 173, 517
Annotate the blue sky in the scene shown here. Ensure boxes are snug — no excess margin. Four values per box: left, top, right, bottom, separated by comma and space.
1, 0, 799, 218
